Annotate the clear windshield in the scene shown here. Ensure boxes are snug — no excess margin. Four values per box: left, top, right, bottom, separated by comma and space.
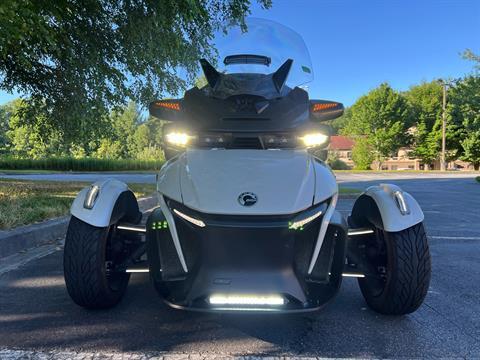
209, 18, 313, 90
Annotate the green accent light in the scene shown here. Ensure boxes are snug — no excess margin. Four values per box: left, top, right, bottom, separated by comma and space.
151, 221, 168, 230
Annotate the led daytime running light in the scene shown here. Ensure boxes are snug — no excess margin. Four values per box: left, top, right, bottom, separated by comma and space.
289, 210, 323, 230
173, 209, 206, 227
209, 294, 284, 306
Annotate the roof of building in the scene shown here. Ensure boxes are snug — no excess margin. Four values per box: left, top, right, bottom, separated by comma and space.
329, 135, 355, 150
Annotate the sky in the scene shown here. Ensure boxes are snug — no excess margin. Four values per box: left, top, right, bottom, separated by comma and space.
1, 0, 479, 106
248, 0, 480, 105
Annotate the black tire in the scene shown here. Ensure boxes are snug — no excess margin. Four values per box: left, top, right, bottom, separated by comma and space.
358, 222, 431, 315
64, 216, 130, 309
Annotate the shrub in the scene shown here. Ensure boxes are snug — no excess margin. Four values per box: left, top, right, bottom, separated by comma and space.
475, 176, 480, 183
0, 157, 163, 172
352, 138, 374, 170
329, 159, 350, 170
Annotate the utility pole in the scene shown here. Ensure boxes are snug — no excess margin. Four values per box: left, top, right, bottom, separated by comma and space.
440, 80, 447, 171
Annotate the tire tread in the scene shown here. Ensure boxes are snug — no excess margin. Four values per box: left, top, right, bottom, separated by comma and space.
359, 222, 431, 315
63, 217, 128, 309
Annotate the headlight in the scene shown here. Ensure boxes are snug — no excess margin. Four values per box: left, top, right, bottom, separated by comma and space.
299, 133, 329, 147
165, 132, 194, 147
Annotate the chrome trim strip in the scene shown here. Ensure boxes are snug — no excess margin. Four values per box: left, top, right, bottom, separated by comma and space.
307, 193, 338, 274
159, 194, 188, 273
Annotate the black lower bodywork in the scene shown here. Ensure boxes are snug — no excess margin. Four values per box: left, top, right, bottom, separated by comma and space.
146, 197, 347, 313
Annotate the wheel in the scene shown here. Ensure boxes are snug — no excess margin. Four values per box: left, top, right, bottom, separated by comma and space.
358, 222, 431, 315
63, 216, 130, 309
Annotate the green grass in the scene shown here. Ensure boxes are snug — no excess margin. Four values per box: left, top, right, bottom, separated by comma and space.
0, 179, 156, 230
338, 187, 362, 196
0, 157, 163, 172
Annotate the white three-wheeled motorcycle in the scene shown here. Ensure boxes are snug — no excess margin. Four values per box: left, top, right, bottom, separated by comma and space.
64, 18, 431, 315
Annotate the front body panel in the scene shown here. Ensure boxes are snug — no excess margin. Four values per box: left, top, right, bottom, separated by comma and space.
147, 198, 347, 312
157, 149, 336, 216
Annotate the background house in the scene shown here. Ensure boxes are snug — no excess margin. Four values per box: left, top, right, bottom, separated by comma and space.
328, 136, 429, 170
328, 136, 355, 168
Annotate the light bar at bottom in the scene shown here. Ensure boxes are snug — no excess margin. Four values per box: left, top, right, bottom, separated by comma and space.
209, 294, 285, 306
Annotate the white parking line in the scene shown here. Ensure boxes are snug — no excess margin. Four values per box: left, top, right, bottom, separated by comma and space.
429, 235, 480, 240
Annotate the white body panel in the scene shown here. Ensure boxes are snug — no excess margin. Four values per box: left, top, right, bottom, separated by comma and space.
364, 183, 424, 232
156, 155, 184, 203
70, 178, 130, 227
157, 149, 336, 215
312, 159, 338, 205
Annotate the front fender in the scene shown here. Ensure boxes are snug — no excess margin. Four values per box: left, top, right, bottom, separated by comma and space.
70, 178, 141, 227
351, 183, 424, 232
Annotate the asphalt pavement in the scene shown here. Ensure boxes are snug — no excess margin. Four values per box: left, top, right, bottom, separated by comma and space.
0, 174, 479, 358
0, 169, 478, 185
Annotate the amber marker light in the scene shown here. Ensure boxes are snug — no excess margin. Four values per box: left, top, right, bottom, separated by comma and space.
154, 101, 180, 111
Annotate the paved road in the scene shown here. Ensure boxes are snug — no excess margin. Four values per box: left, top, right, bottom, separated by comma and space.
0, 170, 478, 185
0, 177, 479, 358
0, 172, 157, 184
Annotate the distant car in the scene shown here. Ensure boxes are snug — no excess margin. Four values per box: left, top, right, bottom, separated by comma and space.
63, 18, 431, 315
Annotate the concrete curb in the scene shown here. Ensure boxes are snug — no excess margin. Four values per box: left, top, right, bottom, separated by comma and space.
0, 196, 157, 260
0, 217, 69, 259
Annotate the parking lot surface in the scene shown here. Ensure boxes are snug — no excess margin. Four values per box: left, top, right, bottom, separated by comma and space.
0, 176, 479, 358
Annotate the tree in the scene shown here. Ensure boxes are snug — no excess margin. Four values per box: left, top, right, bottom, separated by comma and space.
0, 0, 271, 149
0, 104, 9, 153
462, 49, 480, 73
4, 99, 64, 158
326, 107, 351, 135
112, 101, 143, 158
351, 137, 374, 170
343, 83, 412, 169
448, 76, 480, 170
94, 138, 124, 159
404, 81, 443, 168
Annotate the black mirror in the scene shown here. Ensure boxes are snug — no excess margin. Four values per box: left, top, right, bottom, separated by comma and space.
309, 100, 344, 121
149, 99, 183, 121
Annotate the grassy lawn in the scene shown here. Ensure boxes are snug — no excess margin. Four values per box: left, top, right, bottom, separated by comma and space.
0, 157, 163, 172
0, 179, 156, 230
338, 186, 362, 196
0, 169, 158, 174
